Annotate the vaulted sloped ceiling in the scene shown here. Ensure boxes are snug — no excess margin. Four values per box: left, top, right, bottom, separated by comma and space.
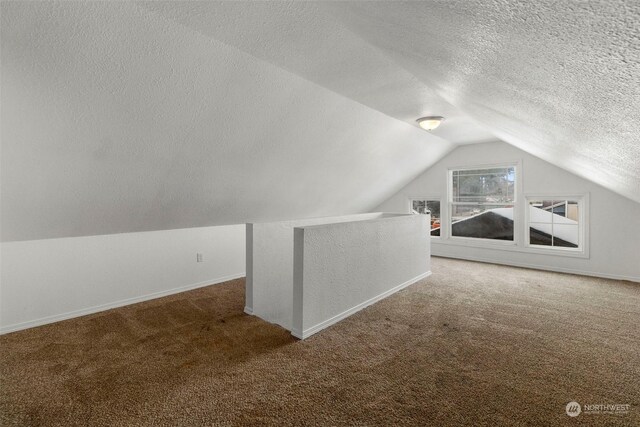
2, 1, 638, 242
145, 0, 640, 203
141, 1, 496, 145
324, 1, 640, 204
0, 1, 455, 242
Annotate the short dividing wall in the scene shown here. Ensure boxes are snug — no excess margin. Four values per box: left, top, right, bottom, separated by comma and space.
246, 213, 430, 339
245, 213, 391, 329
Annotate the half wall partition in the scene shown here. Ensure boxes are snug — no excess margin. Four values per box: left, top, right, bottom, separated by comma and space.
246, 213, 430, 339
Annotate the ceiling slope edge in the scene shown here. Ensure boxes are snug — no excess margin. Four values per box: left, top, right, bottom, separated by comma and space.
138, 1, 496, 146
134, 3, 460, 211
321, 2, 640, 204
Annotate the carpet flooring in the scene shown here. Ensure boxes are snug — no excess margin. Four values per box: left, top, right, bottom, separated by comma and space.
1, 257, 639, 426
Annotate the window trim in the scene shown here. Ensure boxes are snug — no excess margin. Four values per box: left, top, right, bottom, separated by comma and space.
524, 193, 589, 258
408, 196, 442, 239
446, 162, 521, 247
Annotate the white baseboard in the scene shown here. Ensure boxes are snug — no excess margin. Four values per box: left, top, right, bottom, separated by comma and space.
433, 253, 640, 283
244, 306, 253, 315
291, 270, 432, 339
0, 272, 246, 335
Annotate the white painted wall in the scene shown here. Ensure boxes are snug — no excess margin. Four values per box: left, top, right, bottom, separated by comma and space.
246, 213, 392, 329
375, 141, 640, 282
292, 214, 431, 339
0, 225, 245, 334
1, 1, 453, 242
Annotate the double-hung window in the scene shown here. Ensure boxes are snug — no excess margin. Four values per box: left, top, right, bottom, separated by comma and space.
449, 166, 516, 241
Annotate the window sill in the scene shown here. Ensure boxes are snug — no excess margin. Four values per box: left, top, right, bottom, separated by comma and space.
522, 245, 589, 258
432, 238, 589, 259
449, 236, 516, 247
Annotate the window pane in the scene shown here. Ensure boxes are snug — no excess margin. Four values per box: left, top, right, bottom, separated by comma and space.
551, 201, 566, 217
412, 200, 428, 214
552, 224, 579, 247
452, 167, 515, 204
412, 200, 441, 237
451, 204, 478, 222
566, 201, 579, 221
529, 200, 554, 223
529, 227, 553, 246
425, 201, 440, 218
529, 222, 553, 237
426, 201, 441, 236
451, 205, 514, 240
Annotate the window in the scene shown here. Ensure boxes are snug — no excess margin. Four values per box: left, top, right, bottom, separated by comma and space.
411, 199, 441, 237
449, 166, 516, 241
526, 197, 585, 251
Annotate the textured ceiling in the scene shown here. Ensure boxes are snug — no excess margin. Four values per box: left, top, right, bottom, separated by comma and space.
0, 1, 454, 242
141, 1, 496, 145
324, 0, 640, 203
2, 1, 639, 241
142, 1, 640, 203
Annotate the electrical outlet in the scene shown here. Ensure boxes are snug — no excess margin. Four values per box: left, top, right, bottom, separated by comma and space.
196, 253, 204, 263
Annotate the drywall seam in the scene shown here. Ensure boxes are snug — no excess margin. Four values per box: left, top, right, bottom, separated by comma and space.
432, 254, 638, 283
291, 271, 431, 339
0, 273, 245, 335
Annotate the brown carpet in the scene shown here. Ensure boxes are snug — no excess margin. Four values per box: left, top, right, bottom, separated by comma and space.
1, 257, 639, 426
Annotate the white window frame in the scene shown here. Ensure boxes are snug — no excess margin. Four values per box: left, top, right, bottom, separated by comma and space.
447, 162, 520, 247
524, 193, 589, 258
408, 197, 442, 239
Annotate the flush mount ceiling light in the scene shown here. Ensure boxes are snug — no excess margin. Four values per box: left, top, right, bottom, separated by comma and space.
417, 116, 444, 131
